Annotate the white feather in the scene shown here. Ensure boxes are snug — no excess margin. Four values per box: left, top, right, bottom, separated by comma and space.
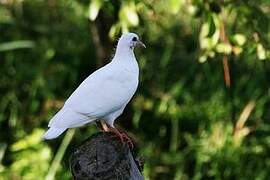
43, 127, 66, 140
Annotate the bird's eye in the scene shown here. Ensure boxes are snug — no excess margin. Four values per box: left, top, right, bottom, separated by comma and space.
132, 37, 137, 41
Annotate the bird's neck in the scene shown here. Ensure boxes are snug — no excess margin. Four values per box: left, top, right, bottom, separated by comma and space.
114, 46, 135, 60
112, 47, 138, 73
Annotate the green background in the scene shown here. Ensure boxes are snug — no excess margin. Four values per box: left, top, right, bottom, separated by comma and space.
0, 0, 270, 179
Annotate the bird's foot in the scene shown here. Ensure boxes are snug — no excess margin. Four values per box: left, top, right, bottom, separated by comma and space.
109, 127, 134, 149
119, 132, 134, 149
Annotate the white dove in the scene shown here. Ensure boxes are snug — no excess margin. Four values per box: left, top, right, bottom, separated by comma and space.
43, 32, 145, 142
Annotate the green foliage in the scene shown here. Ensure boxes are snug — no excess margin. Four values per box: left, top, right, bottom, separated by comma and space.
1, 129, 52, 179
1, 0, 270, 179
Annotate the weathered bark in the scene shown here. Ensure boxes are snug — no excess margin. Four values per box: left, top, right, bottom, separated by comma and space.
70, 132, 144, 180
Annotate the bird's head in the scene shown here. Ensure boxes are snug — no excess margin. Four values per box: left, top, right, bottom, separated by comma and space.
117, 33, 146, 50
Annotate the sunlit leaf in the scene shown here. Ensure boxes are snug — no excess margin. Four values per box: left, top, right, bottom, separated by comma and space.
88, 0, 103, 21
169, 0, 182, 14
11, 129, 44, 151
119, 2, 139, 26
232, 46, 243, 55
199, 54, 207, 63
10, 146, 51, 179
120, 21, 129, 33
216, 43, 232, 54
199, 23, 210, 49
257, 43, 267, 60
232, 34, 246, 46
109, 24, 121, 39
199, 13, 220, 50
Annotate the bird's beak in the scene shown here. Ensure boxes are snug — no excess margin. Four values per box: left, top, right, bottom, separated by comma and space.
136, 40, 146, 48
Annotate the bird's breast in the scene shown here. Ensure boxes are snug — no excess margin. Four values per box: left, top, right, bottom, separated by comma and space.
115, 70, 138, 89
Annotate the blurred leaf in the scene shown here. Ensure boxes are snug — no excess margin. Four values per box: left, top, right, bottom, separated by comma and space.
11, 129, 44, 151
8, 130, 52, 179
199, 13, 220, 50
132, 108, 142, 128
199, 54, 207, 63
253, 6, 269, 33
45, 48, 55, 60
119, 2, 139, 27
232, 46, 243, 55
169, 0, 182, 14
257, 43, 267, 60
88, 0, 103, 21
109, 23, 121, 39
0, 40, 35, 51
0, 6, 13, 24
216, 43, 232, 54
10, 146, 51, 179
231, 34, 246, 46
207, 13, 216, 38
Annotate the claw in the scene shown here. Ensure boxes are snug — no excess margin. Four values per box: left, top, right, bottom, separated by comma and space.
108, 127, 134, 149
120, 133, 134, 149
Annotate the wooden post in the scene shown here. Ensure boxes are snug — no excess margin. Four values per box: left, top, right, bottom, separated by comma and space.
70, 132, 144, 180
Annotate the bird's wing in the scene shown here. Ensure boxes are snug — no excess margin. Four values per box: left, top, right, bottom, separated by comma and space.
48, 63, 138, 129
48, 106, 95, 128
65, 63, 137, 119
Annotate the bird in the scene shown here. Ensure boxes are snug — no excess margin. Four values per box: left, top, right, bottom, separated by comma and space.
43, 32, 145, 144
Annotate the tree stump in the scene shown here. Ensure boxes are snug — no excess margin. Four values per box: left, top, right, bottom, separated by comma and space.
70, 132, 144, 180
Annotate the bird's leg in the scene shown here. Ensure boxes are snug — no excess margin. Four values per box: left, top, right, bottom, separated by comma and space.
96, 120, 110, 132
116, 128, 133, 145
108, 126, 134, 149
97, 120, 134, 148
119, 131, 134, 149
100, 120, 110, 132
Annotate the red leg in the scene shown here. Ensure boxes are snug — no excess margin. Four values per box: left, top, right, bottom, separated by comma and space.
108, 126, 134, 149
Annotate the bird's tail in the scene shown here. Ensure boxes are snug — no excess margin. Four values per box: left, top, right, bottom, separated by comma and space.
43, 127, 66, 140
